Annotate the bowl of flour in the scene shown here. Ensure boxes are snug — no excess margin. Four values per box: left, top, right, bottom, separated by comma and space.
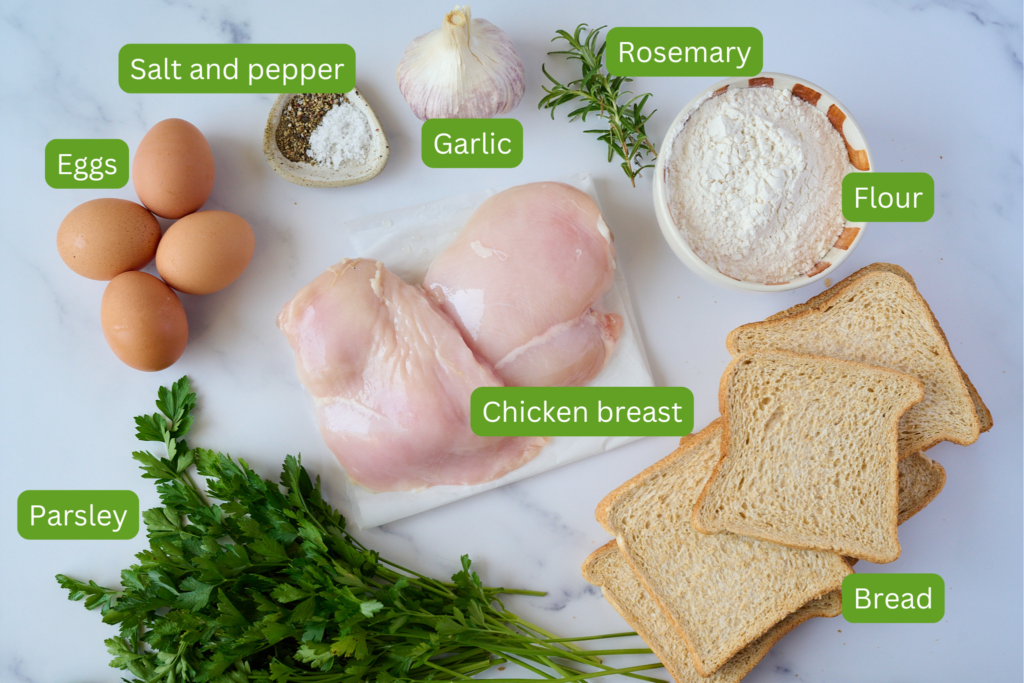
653, 73, 872, 291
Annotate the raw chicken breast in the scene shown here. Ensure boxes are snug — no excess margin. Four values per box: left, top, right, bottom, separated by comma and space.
278, 258, 546, 492
424, 182, 622, 387
496, 310, 623, 387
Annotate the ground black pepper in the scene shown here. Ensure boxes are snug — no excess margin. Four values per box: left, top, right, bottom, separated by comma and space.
275, 94, 344, 163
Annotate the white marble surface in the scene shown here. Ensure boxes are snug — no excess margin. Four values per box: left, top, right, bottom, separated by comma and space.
0, 1, 1021, 681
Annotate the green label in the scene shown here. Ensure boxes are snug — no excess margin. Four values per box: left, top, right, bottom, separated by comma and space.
471, 387, 693, 437
421, 119, 523, 168
842, 172, 934, 222
842, 573, 944, 623
606, 27, 763, 77
45, 139, 129, 189
118, 44, 355, 93
18, 490, 140, 540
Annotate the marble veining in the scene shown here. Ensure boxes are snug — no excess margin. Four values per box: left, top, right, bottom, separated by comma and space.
0, 1, 1021, 682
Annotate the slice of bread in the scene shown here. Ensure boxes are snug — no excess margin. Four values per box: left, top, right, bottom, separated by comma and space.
597, 420, 851, 677
694, 351, 923, 563
728, 268, 984, 457
845, 451, 946, 566
766, 263, 918, 322
897, 451, 946, 524
582, 541, 842, 683
764, 263, 991, 434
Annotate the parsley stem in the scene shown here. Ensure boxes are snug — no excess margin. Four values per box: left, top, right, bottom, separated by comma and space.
481, 662, 666, 683
495, 587, 548, 596
500, 614, 597, 659
585, 665, 666, 683
562, 649, 652, 656
540, 632, 639, 642
423, 660, 474, 680
498, 653, 562, 679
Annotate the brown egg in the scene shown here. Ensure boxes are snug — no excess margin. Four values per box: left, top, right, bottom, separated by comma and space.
56, 198, 161, 280
101, 271, 188, 371
133, 118, 215, 219
156, 210, 254, 295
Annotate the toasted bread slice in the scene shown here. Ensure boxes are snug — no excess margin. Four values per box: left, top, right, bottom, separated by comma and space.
695, 351, 923, 563
582, 541, 841, 683
764, 263, 991, 434
597, 420, 851, 677
845, 451, 947, 566
728, 268, 984, 457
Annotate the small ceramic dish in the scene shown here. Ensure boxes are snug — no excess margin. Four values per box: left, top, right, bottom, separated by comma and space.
652, 72, 873, 292
263, 88, 390, 188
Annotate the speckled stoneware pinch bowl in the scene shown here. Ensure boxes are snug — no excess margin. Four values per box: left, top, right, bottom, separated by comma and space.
263, 88, 390, 188
652, 72, 873, 292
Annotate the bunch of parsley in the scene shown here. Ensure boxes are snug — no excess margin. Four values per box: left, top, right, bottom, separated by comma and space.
57, 378, 663, 683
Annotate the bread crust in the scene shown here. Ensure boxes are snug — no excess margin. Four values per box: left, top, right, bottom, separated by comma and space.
764, 263, 915, 322
694, 350, 923, 563
726, 267, 982, 456
896, 452, 946, 523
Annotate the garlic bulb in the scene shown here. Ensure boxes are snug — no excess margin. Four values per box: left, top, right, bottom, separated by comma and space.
396, 5, 525, 120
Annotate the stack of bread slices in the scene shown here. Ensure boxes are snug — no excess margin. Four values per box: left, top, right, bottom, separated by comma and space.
584, 264, 991, 682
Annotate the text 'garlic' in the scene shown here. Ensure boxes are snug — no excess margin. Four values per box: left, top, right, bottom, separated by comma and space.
396, 5, 525, 120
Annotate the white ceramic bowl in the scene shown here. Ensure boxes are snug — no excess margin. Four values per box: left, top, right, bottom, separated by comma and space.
653, 72, 873, 292
263, 88, 390, 188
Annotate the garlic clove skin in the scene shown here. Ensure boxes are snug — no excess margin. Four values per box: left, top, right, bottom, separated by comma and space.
396, 5, 525, 120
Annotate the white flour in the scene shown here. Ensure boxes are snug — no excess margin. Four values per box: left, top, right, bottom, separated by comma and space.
307, 98, 371, 169
667, 87, 853, 284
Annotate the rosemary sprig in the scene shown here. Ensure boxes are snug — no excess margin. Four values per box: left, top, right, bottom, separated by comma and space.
540, 24, 657, 187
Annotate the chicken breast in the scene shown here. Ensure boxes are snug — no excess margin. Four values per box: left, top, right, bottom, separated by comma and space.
277, 258, 546, 492
423, 182, 622, 387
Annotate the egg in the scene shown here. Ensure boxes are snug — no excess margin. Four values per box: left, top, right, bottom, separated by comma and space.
101, 271, 188, 371
133, 118, 215, 219
156, 210, 254, 295
56, 198, 161, 280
